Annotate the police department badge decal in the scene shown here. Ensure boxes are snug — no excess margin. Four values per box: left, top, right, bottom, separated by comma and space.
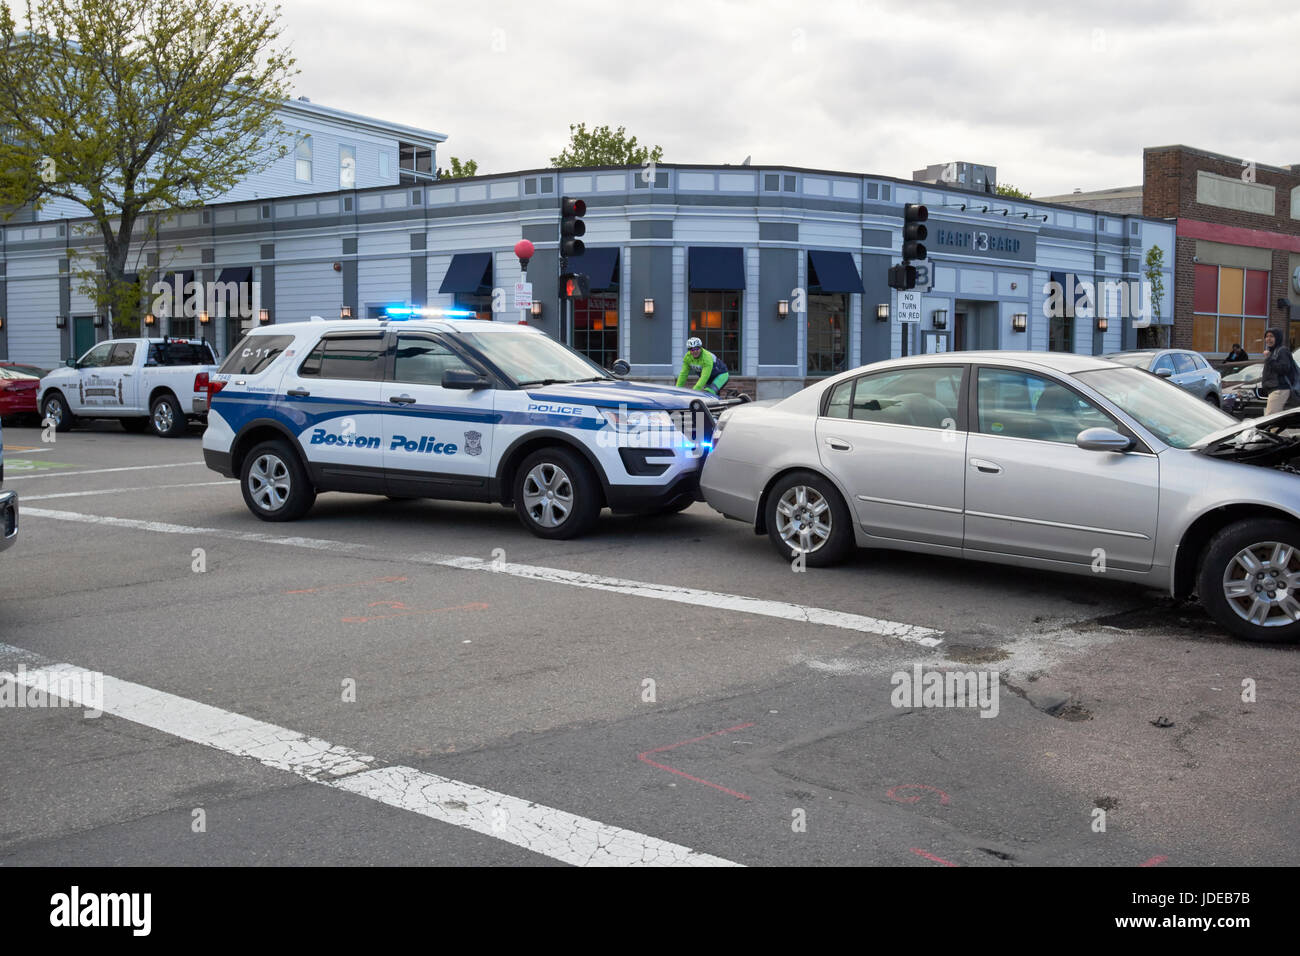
464, 430, 482, 456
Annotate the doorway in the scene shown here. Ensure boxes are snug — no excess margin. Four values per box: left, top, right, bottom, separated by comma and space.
73, 316, 96, 361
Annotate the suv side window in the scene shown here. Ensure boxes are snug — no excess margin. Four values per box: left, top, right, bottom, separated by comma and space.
977, 368, 1114, 443
393, 335, 472, 385
1151, 354, 1176, 375
108, 343, 136, 367
298, 334, 386, 381
80, 343, 113, 368
846, 366, 962, 429
1171, 353, 1196, 374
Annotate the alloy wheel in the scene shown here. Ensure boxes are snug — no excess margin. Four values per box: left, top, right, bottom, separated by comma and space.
522, 462, 573, 528
775, 485, 832, 554
248, 454, 291, 511
1222, 540, 1300, 627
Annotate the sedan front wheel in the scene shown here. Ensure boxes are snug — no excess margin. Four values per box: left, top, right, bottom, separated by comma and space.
1199, 518, 1300, 643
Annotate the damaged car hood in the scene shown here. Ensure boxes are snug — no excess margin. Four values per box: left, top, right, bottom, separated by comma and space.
1195, 408, 1300, 464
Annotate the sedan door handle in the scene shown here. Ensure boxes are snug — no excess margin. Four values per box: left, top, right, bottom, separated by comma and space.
824, 437, 852, 451
969, 457, 1002, 474
286, 388, 310, 398
388, 394, 417, 405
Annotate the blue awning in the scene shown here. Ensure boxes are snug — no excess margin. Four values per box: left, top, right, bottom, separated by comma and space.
581, 247, 620, 290
689, 247, 746, 290
439, 253, 493, 294
808, 250, 864, 293
217, 266, 252, 284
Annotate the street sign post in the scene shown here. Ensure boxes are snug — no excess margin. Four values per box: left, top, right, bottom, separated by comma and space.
896, 289, 922, 324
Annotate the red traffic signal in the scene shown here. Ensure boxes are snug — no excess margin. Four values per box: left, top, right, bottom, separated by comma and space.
560, 195, 586, 258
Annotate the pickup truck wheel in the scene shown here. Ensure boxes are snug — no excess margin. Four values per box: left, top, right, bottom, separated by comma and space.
513, 447, 600, 539
150, 393, 186, 437
121, 417, 149, 433
240, 440, 316, 522
41, 392, 75, 432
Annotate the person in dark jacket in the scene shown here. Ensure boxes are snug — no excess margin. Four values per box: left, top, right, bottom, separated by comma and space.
1224, 343, 1249, 362
1260, 328, 1295, 415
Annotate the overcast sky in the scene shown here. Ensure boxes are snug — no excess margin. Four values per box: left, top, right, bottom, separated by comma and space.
276, 0, 1298, 197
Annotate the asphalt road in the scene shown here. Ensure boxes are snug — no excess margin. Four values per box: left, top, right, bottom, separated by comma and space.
1, 420, 1297, 866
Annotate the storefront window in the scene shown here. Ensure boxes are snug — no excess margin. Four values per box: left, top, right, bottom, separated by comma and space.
1192, 265, 1269, 356
573, 292, 620, 368
454, 293, 494, 321
1048, 315, 1073, 353
688, 291, 741, 372
807, 293, 848, 375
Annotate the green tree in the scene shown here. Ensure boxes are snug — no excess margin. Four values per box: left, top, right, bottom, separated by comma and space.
1144, 244, 1165, 325
0, 0, 296, 335
550, 122, 663, 168
995, 182, 1032, 199
437, 156, 478, 179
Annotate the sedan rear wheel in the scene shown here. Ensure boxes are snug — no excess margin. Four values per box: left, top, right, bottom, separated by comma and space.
1199, 518, 1300, 643
764, 471, 853, 567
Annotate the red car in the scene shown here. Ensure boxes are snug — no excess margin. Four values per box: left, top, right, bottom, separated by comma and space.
0, 367, 40, 420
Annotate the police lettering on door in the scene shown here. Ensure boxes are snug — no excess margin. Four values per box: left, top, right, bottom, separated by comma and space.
391, 434, 458, 455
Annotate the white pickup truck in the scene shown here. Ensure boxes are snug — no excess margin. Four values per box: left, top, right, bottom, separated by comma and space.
38, 337, 218, 437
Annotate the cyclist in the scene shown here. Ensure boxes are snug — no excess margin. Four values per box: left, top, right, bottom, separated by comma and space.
675, 337, 730, 395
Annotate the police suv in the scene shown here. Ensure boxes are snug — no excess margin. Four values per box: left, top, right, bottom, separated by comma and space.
202, 317, 727, 538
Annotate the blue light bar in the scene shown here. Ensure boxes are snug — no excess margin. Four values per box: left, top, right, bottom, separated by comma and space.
382, 306, 479, 320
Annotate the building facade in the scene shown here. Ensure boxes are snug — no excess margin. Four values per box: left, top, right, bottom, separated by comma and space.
1142, 145, 1300, 359
0, 163, 1175, 396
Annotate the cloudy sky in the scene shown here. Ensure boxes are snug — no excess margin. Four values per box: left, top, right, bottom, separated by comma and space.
276, 0, 1297, 196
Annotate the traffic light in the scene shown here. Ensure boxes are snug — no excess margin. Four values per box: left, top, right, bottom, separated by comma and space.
560, 196, 586, 258
561, 273, 590, 299
902, 204, 928, 261
887, 264, 917, 291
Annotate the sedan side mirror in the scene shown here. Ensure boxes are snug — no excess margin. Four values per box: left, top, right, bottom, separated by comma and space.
1076, 427, 1134, 453
611, 359, 631, 377
442, 368, 490, 390
1154, 367, 1173, 378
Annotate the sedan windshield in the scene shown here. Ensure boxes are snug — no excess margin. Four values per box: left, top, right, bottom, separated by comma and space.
1075, 366, 1236, 449
455, 329, 611, 385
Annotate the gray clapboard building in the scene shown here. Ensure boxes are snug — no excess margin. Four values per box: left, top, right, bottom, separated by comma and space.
0, 111, 1176, 396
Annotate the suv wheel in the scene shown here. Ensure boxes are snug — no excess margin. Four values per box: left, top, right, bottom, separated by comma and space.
1199, 518, 1300, 643
764, 471, 854, 567
240, 440, 316, 522
150, 393, 186, 437
513, 447, 600, 539
42, 392, 75, 432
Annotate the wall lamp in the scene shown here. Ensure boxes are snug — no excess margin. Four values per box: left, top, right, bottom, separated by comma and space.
340, 305, 353, 319
932, 309, 948, 329
777, 299, 790, 318
990, 207, 1012, 216
144, 313, 156, 327
258, 308, 271, 324
199, 310, 210, 326
93, 315, 105, 328
530, 301, 543, 317
876, 303, 890, 321
55, 315, 67, 329
1021, 212, 1050, 221
0, 316, 5, 330
1096, 316, 1109, 332
643, 297, 655, 317
1011, 312, 1028, 333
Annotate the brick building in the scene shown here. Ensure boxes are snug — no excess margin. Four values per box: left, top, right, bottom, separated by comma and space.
1143, 146, 1300, 358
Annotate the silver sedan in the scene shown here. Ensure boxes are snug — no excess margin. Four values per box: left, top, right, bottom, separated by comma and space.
700, 351, 1300, 644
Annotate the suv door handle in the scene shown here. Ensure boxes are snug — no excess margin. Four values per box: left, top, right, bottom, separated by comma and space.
388, 394, 417, 405
286, 388, 310, 398
969, 458, 1002, 474
825, 438, 852, 451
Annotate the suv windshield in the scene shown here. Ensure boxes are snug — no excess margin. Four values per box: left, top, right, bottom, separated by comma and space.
1075, 366, 1235, 448
455, 330, 610, 385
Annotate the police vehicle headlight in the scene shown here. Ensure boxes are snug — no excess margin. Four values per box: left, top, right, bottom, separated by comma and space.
599, 408, 675, 432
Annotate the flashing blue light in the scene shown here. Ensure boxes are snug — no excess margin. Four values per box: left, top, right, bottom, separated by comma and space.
385, 306, 415, 316
443, 309, 477, 318
702, 441, 714, 451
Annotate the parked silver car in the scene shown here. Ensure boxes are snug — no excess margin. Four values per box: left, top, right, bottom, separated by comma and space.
701, 351, 1300, 644
1103, 349, 1222, 405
